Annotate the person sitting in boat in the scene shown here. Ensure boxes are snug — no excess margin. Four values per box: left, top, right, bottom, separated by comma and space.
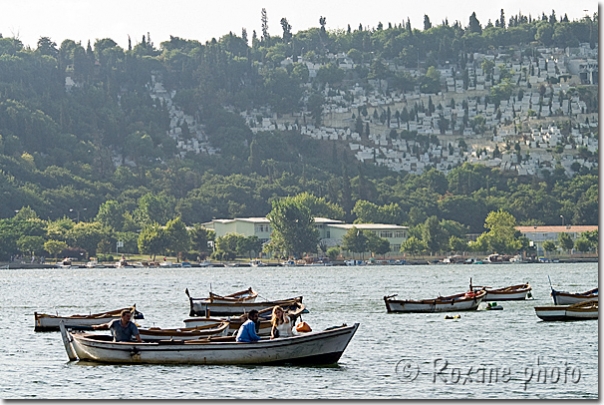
235, 309, 261, 343
93, 309, 142, 342
270, 305, 294, 339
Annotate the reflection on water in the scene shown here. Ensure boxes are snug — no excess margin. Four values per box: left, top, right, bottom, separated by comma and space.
0, 263, 597, 399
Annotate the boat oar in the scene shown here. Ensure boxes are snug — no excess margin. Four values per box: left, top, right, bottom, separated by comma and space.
59, 321, 78, 361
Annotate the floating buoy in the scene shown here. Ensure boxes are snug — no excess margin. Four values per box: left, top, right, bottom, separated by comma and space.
486, 302, 503, 310
444, 314, 461, 319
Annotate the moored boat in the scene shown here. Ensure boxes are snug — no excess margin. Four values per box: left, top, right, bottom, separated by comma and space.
384, 289, 486, 313
470, 281, 532, 301
34, 306, 143, 332
85, 260, 106, 269
550, 287, 598, 305
60, 322, 359, 365
138, 321, 230, 341
183, 300, 307, 335
535, 300, 598, 321
56, 257, 74, 269
185, 288, 303, 317
208, 287, 258, 303
115, 256, 134, 268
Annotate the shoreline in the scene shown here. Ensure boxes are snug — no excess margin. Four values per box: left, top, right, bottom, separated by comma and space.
1, 257, 597, 270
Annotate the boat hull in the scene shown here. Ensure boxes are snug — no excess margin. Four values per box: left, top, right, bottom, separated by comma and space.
66, 323, 359, 365
484, 285, 532, 301
534, 306, 569, 321
484, 291, 529, 301
472, 283, 532, 301
188, 296, 303, 317
535, 302, 598, 321
551, 288, 598, 305
384, 291, 486, 313
34, 307, 143, 332
36, 315, 120, 332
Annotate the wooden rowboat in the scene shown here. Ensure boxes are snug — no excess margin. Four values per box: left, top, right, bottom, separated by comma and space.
183, 301, 307, 336
208, 287, 258, 303
185, 288, 303, 317
138, 321, 230, 341
550, 287, 598, 305
59, 322, 359, 365
471, 281, 532, 301
384, 289, 486, 313
34, 306, 143, 332
535, 300, 598, 321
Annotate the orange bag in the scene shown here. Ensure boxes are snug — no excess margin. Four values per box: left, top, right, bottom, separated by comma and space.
296, 321, 312, 333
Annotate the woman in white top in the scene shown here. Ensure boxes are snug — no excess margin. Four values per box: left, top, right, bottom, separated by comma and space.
270, 305, 294, 339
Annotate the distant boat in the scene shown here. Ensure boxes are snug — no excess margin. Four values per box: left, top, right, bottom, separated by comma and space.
470, 280, 533, 301
56, 258, 74, 269
185, 288, 303, 317
115, 256, 133, 268
305, 260, 333, 266
34, 305, 144, 332
85, 260, 105, 269
550, 287, 598, 305
384, 289, 486, 313
59, 322, 359, 365
535, 300, 598, 321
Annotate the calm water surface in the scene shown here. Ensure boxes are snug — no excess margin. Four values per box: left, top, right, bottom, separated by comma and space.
0, 263, 598, 399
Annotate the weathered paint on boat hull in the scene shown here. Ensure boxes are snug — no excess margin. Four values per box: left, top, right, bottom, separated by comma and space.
384, 290, 486, 313
385, 299, 482, 313
535, 302, 598, 321
484, 290, 530, 301
551, 292, 598, 305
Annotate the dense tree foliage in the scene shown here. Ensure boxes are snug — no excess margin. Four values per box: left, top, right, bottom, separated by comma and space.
0, 11, 598, 261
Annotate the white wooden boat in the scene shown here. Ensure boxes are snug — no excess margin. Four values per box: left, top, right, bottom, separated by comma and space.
115, 260, 134, 268
550, 287, 598, 305
85, 260, 106, 269
60, 322, 359, 365
35, 306, 143, 332
183, 301, 307, 336
471, 282, 532, 301
208, 287, 258, 303
384, 289, 487, 313
185, 288, 303, 316
138, 322, 230, 341
56, 258, 75, 268
535, 300, 598, 321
